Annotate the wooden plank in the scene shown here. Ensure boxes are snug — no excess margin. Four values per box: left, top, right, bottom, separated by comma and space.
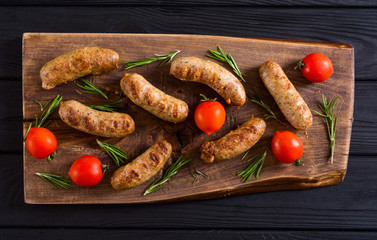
22, 33, 354, 204
1, 229, 377, 240
0, 7, 375, 80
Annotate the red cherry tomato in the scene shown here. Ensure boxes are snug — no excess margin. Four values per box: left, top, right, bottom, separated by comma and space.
26, 127, 57, 159
300, 53, 333, 82
194, 100, 226, 135
69, 155, 103, 187
271, 131, 303, 164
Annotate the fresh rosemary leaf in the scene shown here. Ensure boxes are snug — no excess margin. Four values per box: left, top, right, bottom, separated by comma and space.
312, 95, 339, 164
194, 168, 209, 179
189, 169, 199, 184
36, 173, 70, 189
206, 45, 246, 82
247, 93, 281, 122
237, 151, 267, 182
35, 99, 51, 111
76, 79, 108, 99
143, 156, 191, 196
124, 50, 180, 70
24, 122, 32, 140
36, 95, 63, 128
86, 97, 122, 113
96, 139, 127, 166
241, 150, 250, 160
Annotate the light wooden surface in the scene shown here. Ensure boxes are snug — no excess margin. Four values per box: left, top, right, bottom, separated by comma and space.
22, 33, 354, 204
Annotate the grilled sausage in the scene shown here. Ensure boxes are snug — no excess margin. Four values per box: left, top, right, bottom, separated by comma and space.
111, 140, 172, 191
200, 117, 266, 163
120, 73, 189, 123
40, 47, 119, 90
259, 60, 312, 130
170, 57, 246, 107
59, 100, 135, 138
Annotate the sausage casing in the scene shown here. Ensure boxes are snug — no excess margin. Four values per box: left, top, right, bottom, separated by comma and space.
259, 60, 313, 130
40, 47, 119, 90
200, 117, 266, 163
111, 140, 172, 191
170, 57, 246, 107
59, 100, 135, 138
120, 73, 189, 123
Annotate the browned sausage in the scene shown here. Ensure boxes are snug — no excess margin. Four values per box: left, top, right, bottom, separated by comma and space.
111, 140, 172, 191
170, 57, 246, 107
120, 73, 189, 123
259, 60, 312, 130
200, 117, 266, 163
40, 47, 119, 90
59, 100, 135, 138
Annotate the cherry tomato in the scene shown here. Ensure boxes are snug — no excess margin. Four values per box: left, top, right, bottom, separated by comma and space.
194, 100, 226, 135
271, 131, 303, 164
26, 127, 57, 159
69, 155, 103, 187
300, 53, 333, 82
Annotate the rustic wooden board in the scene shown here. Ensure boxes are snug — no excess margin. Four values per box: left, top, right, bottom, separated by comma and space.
22, 33, 354, 204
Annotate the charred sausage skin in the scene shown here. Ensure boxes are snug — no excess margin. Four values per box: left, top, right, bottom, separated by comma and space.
259, 60, 313, 130
111, 140, 172, 191
40, 47, 119, 90
59, 100, 135, 138
200, 117, 266, 163
170, 57, 246, 107
120, 73, 189, 123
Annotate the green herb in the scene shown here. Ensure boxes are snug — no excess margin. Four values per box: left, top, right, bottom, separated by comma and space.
206, 45, 246, 82
312, 95, 339, 164
143, 156, 191, 195
237, 151, 267, 182
124, 50, 181, 70
96, 139, 127, 166
292, 159, 304, 166
189, 169, 199, 184
36, 173, 70, 189
35, 99, 51, 111
86, 94, 122, 112
24, 122, 32, 140
194, 168, 209, 179
241, 150, 250, 160
76, 79, 108, 99
247, 93, 280, 122
35, 95, 63, 128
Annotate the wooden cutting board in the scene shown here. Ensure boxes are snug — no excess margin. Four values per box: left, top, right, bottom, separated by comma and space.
22, 33, 354, 204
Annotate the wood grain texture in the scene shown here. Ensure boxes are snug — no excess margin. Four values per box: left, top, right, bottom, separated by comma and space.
22, 33, 353, 204
0, 7, 375, 80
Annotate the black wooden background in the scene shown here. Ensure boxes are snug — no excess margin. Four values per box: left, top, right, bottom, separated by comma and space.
1, 1, 377, 239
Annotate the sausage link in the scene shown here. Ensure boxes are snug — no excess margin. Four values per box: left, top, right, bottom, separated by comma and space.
40, 47, 119, 90
111, 140, 172, 191
259, 60, 313, 130
200, 117, 266, 163
170, 57, 246, 107
120, 73, 189, 123
59, 100, 135, 138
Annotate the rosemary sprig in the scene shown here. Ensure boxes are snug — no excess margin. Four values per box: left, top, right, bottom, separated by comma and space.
312, 95, 339, 164
247, 93, 279, 122
36, 173, 70, 189
34, 95, 63, 128
189, 169, 199, 184
86, 94, 122, 113
76, 79, 108, 99
206, 45, 246, 82
237, 151, 267, 182
35, 99, 51, 111
194, 168, 209, 179
124, 50, 181, 70
143, 156, 191, 195
96, 139, 127, 166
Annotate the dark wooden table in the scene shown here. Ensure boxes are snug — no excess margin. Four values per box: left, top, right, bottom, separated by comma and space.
1, 1, 376, 239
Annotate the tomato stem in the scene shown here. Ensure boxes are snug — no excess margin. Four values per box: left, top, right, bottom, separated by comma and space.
102, 164, 110, 175
295, 60, 305, 70
47, 152, 56, 162
199, 94, 217, 102
292, 159, 304, 166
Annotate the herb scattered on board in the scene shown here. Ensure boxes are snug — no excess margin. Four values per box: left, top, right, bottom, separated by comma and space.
312, 95, 339, 164
247, 93, 280, 122
124, 50, 181, 70
86, 94, 122, 113
36, 173, 70, 189
206, 45, 246, 82
24, 95, 63, 140
190, 168, 209, 184
96, 139, 127, 166
237, 151, 267, 182
143, 156, 191, 196
76, 78, 108, 99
